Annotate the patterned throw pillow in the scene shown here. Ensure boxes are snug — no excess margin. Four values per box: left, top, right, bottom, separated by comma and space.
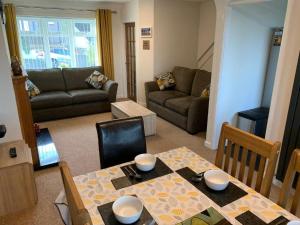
201, 85, 210, 97
85, 70, 108, 89
25, 78, 40, 98
155, 72, 176, 91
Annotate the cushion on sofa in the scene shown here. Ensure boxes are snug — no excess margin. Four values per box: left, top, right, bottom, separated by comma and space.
191, 70, 211, 97
27, 68, 65, 92
30, 91, 72, 110
63, 66, 104, 90
68, 89, 108, 104
85, 71, 108, 89
148, 90, 187, 106
165, 96, 195, 116
172, 67, 196, 94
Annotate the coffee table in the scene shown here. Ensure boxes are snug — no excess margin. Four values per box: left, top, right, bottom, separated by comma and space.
111, 100, 156, 136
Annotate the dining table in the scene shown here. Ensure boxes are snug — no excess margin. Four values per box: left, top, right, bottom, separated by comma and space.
73, 147, 299, 225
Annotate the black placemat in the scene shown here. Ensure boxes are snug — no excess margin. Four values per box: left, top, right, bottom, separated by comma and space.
236, 211, 290, 225
98, 200, 157, 225
111, 158, 173, 190
176, 167, 248, 207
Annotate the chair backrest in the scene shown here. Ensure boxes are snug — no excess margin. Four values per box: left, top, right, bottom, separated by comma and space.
278, 149, 300, 214
59, 161, 92, 225
96, 116, 147, 169
215, 122, 280, 197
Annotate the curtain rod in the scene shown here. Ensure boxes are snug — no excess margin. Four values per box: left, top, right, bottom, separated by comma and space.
13, 5, 117, 14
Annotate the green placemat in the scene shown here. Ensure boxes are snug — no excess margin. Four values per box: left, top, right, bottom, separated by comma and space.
176, 207, 232, 225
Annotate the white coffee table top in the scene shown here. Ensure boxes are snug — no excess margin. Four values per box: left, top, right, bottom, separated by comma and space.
111, 100, 156, 117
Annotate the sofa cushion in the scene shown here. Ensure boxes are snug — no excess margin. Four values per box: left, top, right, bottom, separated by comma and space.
148, 90, 187, 106
85, 70, 108, 89
30, 91, 72, 110
173, 66, 196, 94
165, 96, 195, 116
68, 89, 108, 104
25, 78, 40, 97
62, 66, 104, 91
191, 70, 211, 97
27, 68, 65, 92
155, 72, 176, 90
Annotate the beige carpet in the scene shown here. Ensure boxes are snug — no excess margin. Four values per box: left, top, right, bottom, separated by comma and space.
0, 113, 298, 225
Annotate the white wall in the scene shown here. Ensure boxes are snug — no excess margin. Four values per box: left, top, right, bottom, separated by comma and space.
153, 0, 201, 74
5, 0, 127, 98
0, 24, 22, 143
197, 0, 216, 72
136, 0, 154, 105
121, 0, 139, 100
121, 0, 216, 105
122, 0, 138, 23
206, 2, 273, 149
122, 0, 155, 105
266, 0, 300, 144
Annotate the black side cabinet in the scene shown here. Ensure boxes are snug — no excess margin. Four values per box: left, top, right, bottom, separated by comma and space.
238, 107, 269, 138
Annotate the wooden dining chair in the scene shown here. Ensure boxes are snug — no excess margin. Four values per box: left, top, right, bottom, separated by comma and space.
96, 116, 147, 169
215, 122, 281, 197
278, 149, 300, 215
59, 161, 92, 225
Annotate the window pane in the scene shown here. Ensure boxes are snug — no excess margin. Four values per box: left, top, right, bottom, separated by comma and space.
75, 23, 91, 33
19, 19, 39, 33
17, 17, 99, 70
49, 37, 71, 68
20, 36, 46, 69
48, 21, 60, 33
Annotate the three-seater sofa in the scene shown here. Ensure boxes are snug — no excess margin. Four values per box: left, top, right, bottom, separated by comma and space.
145, 66, 211, 134
27, 66, 118, 122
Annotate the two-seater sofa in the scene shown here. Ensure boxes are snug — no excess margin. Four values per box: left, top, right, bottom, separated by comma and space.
27, 66, 118, 122
145, 66, 211, 134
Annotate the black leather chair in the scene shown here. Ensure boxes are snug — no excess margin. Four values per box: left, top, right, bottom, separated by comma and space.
96, 117, 147, 169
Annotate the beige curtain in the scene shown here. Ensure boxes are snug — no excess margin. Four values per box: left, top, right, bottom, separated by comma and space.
4, 4, 21, 60
96, 9, 114, 80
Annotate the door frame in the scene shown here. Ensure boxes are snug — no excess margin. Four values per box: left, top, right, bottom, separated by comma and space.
124, 22, 137, 101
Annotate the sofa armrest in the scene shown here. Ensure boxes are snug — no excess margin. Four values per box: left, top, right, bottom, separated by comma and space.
103, 80, 118, 102
145, 81, 159, 106
145, 81, 159, 93
187, 96, 209, 134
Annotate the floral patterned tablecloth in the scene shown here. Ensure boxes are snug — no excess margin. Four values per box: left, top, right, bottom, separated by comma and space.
73, 147, 298, 225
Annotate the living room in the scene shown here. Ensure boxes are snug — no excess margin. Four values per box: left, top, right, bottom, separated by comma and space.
1, 0, 300, 225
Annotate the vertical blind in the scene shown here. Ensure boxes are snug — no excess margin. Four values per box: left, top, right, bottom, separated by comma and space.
17, 16, 99, 70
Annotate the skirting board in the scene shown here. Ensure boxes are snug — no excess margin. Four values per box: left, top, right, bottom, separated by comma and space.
204, 140, 215, 150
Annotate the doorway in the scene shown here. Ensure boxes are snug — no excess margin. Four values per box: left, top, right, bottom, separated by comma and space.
125, 22, 136, 101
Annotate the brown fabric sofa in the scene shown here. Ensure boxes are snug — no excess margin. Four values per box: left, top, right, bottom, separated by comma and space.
27, 66, 118, 122
145, 66, 211, 134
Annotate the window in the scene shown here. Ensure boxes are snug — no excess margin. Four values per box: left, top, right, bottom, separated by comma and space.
17, 17, 98, 70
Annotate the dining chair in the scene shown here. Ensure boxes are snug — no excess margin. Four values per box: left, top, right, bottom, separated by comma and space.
278, 149, 300, 214
59, 161, 92, 225
215, 122, 281, 197
96, 116, 147, 169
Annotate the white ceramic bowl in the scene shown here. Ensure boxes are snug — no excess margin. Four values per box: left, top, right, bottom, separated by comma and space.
112, 196, 143, 224
287, 221, 300, 225
135, 154, 156, 172
204, 169, 230, 191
